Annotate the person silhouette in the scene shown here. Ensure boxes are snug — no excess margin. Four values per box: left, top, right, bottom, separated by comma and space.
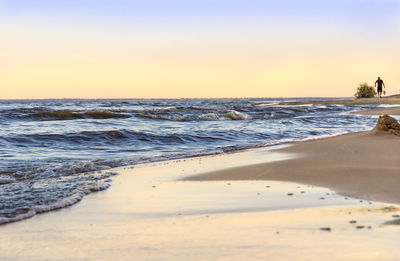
375, 77, 385, 98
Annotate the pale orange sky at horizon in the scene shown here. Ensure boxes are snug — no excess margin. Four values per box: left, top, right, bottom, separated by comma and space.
1, 1, 400, 99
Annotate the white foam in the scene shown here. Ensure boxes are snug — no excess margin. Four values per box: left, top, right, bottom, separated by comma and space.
199, 113, 221, 120
190, 105, 226, 111
224, 110, 252, 120
36, 161, 110, 178
264, 113, 275, 119
254, 102, 279, 107
0, 210, 36, 225
378, 104, 400, 108
0, 180, 111, 225
137, 113, 187, 121
0, 175, 16, 184
145, 106, 177, 112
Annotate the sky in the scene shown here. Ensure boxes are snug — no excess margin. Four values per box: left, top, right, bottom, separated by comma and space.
0, 0, 399, 99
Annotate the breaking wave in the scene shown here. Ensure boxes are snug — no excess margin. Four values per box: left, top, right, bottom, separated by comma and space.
0, 179, 111, 225
0, 108, 130, 120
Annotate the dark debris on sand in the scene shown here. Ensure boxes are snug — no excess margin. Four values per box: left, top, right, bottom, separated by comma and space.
376, 114, 400, 136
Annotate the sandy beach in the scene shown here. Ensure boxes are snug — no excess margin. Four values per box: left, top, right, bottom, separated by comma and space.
1, 146, 400, 261
2, 100, 400, 260
188, 104, 400, 206
189, 129, 400, 204
353, 106, 400, 115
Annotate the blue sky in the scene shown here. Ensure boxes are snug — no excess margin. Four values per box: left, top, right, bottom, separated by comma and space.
1, 0, 399, 20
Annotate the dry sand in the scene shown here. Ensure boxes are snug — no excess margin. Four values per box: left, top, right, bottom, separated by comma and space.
189, 127, 400, 204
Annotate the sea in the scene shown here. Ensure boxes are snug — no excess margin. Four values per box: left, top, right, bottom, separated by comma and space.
0, 98, 388, 224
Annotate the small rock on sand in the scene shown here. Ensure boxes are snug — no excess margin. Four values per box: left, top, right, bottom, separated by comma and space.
320, 227, 331, 232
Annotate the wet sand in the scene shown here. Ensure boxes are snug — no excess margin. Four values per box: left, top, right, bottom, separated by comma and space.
353, 106, 400, 115
1, 146, 400, 260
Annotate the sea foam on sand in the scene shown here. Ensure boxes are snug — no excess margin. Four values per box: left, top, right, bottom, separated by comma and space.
0, 180, 110, 225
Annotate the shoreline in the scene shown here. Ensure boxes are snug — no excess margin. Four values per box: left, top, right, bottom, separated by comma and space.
188, 128, 400, 205
353, 106, 400, 115
277, 95, 400, 105
187, 106, 400, 205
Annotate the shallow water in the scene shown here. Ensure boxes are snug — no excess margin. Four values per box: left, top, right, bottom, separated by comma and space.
0, 98, 392, 223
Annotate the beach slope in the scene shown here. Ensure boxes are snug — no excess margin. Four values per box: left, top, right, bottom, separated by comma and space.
188, 128, 400, 204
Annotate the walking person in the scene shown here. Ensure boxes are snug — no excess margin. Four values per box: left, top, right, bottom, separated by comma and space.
375, 77, 386, 98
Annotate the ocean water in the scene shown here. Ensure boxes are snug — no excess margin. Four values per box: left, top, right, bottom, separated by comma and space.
0, 98, 384, 224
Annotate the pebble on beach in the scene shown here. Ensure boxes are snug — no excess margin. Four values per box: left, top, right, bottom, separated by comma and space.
320, 227, 331, 232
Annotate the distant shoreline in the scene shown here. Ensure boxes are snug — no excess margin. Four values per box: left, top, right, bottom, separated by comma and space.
277, 95, 400, 106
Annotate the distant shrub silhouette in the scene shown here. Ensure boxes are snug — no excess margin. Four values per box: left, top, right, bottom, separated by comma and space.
354, 82, 376, 98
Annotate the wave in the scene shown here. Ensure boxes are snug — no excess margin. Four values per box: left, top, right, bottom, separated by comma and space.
0, 108, 130, 121
0, 104, 348, 122
199, 113, 221, 120
0, 175, 16, 184
224, 110, 252, 120
1, 129, 232, 148
0, 179, 111, 225
136, 110, 253, 121
136, 113, 189, 121
189, 105, 227, 111
130, 105, 346, 122
31, 110, 130, 120
1, 131, 130, 145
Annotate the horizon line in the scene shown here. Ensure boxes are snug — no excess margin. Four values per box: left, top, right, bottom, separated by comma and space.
0, 96, 354, 101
